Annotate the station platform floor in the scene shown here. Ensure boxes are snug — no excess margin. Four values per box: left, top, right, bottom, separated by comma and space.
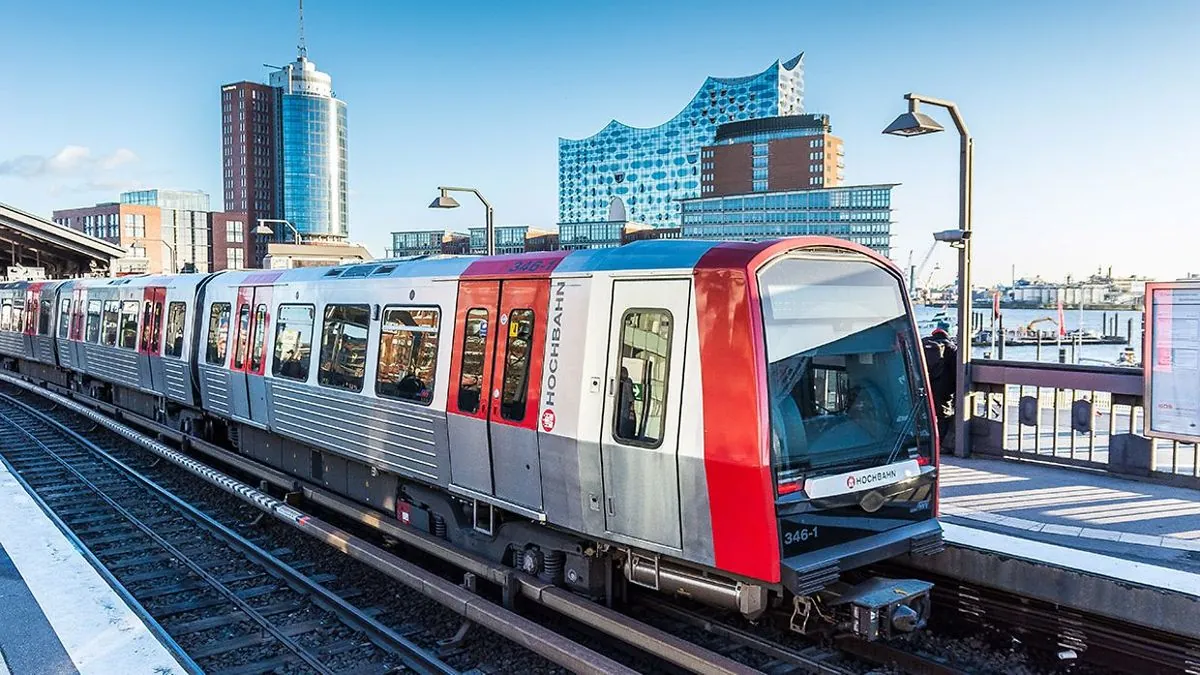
0, 460, 186, 674
938, 455, 1200, 575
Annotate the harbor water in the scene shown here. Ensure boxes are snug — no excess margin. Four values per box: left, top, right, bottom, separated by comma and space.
915, 305, 1144, 366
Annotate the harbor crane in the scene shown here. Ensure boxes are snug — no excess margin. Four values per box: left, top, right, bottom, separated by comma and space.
907, 242, 939, 299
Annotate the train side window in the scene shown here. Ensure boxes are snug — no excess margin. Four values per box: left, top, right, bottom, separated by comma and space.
85, 300, 103, 342
249, 304, 267, 371
14, 300, 25, 333
376, 307, 439, 405
272, 304, 315, 381
164, 302, 187, 358
613, 309, 673, 447
232, 303, 251, 368
101, 300, 120, 346
499, 309, 535, 422
0, 300, 11, 332
58, 299, 71, 339
457, 308, 488, 413
205, 303, 232, 364
318, 304, 370, 392
38, 299, 51, 335
119, 300, 140, 349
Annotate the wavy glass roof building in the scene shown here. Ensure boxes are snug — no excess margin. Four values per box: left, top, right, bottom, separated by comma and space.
558, 53, 805, 229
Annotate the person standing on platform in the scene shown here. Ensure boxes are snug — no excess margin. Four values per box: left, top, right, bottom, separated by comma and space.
922, 322, 958, 452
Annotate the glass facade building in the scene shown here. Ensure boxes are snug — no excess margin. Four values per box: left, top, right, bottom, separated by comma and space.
469, 225, 539, 255
269, 57, 349, 241
679, 184, 895, 256
121, 189, 211, 212
559, 53, 804, 229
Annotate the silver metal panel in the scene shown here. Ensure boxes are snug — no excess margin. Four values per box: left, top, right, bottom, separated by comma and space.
0, 332, 24, 357
228, 370, 250, 421
32, 336, 55, 365
161, 359, 192, 405
677, 454, 714, 565
56, 340, 74, 370
247, 374, 269, 424
447, 414, 493, 494
490, 423, 543, 511
268, 380, 449, 484
538, 433, 586, 531
200, 365, 232, 417
82, 344, 141, 389
138, 354, 154, 392
149, 356, 166, 397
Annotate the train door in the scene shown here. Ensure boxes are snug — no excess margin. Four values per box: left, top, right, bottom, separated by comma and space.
447, 281, 500, 495
598, 279, 690, 548
487, 280, 548, 510
140, 287, 166, 391
227, 285, 272, 425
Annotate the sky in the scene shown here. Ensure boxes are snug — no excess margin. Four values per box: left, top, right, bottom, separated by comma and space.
1, 0, 1197, 285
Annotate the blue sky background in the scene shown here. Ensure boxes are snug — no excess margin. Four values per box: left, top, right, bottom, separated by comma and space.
1, 0, 1197, 284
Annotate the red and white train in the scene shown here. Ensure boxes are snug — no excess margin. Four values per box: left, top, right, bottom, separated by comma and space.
0, 237, 942, 639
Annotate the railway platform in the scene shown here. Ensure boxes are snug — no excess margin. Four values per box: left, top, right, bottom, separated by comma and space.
0, 460, 187, 675
938, 456, 1200, 573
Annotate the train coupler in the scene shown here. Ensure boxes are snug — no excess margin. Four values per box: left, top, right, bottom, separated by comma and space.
821, 577, 933, 641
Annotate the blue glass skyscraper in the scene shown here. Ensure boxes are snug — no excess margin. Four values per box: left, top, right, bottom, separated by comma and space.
558, 53, 804, 228
268, 56, 349, 241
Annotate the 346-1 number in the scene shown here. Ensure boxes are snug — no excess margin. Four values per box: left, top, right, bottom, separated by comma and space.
783, 526, 819, 546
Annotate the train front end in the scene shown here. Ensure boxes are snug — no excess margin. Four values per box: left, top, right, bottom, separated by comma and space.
756, 244, 942, 640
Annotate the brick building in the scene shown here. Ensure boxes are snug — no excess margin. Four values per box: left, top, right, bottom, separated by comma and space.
700, 115, 843, 197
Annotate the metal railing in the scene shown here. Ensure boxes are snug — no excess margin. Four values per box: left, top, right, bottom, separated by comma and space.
966, 359, 1200, 488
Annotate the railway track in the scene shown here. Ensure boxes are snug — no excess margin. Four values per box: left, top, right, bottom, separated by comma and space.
0, 390, 455, 675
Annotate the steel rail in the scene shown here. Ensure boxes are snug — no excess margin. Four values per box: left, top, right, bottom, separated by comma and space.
0, 390, 458, 675
0, 373, 637, 675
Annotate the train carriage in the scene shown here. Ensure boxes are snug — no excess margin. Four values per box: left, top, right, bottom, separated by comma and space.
3, 237, 942, 641
56, 274, 211, 416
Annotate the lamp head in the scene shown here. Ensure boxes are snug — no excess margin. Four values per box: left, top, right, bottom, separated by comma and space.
253, 224, 274, 235
883, 110, 945, 137
429, 191, 460, 209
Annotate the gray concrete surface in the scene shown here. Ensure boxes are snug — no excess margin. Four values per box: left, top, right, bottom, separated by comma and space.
0, 544, 77, 675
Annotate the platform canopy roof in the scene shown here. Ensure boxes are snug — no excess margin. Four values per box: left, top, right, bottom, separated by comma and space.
0, 201, 125, 278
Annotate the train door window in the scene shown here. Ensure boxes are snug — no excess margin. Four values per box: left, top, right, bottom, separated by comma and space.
457, 308, 489, 413
317, 304, 370, 392
119, 301, 140, 349
205, 302, 232, 364
232, 303, 251, 368
101, 301, 120, 346
376, 307, 439, 405
272, 304, 314, 381
164, 302, 187, 358
13, 300, 25, 333
85, 300, 102, 342
38, 299, 51, 335
499, 309, 535, 421
613, 309, 673, 447
249, 304, 267, 371
152, 301, 163, 352
58, 299, 71, 339
140, 301, 154, 351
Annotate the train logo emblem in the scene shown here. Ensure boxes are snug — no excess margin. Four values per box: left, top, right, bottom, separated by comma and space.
846, 475, 856, 489
541, 409, 556, 432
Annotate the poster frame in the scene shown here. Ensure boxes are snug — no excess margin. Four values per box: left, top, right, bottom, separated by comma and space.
1143, 280, 1200, 443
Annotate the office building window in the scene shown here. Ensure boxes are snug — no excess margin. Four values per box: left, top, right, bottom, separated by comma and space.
227, 248, 245, 269
227, 222, 245, 243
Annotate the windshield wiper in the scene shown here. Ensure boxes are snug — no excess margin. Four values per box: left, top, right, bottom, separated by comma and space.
885, 394, 926, 466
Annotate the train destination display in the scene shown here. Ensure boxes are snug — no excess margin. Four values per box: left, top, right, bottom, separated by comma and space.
1145, 282, 1200, 443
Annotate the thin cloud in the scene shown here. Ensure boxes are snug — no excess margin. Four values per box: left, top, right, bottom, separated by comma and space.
0, 146, 139, 179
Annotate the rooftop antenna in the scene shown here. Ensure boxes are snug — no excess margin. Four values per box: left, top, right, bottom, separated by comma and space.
297, 0, 307, 59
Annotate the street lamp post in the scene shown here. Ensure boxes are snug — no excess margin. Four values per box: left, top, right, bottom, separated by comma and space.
255, 218, 301, 245
884, 93, 974, 458
429, 186, 494, 256
161, 240, 176, 274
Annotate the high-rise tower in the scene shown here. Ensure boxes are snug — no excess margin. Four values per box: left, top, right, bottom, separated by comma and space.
220, 0, 348, 245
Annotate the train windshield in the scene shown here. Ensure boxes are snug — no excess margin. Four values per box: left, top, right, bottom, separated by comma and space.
759, 253, 933, 484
